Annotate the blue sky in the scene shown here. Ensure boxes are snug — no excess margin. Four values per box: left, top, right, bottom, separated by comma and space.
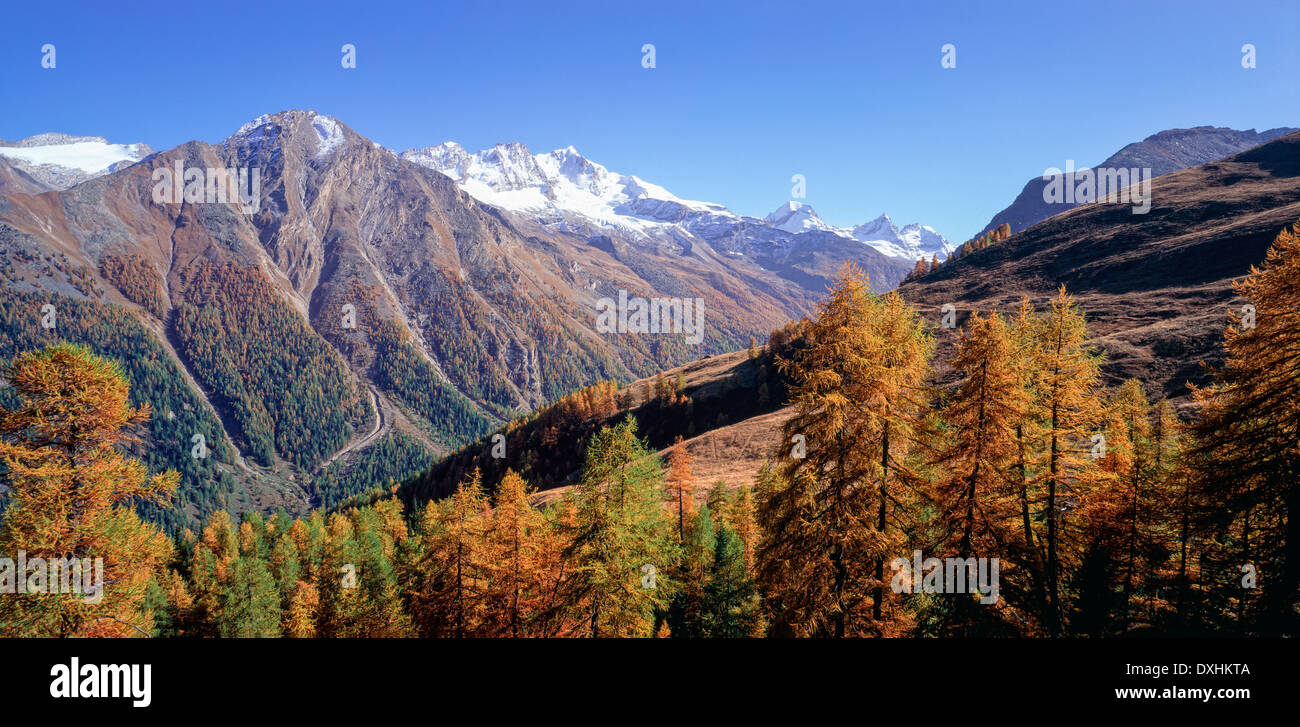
2, 0, 1296, 242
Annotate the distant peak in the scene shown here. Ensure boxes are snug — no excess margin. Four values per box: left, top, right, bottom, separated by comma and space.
222, 110, 354, 161
764, 200, 838, 236
0, 132, 152, 182
767, 200, 816, 217
10, 132, 110, 148
231, 109, 341, 135
544, 144, 585, 160
233, 113, 275, 137
850, 213, 897, 233
485, 141, 530, 153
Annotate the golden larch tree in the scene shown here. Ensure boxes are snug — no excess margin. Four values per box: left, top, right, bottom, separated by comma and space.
0, 343, 177, 637
1187, 222, 1300, 634
665, 437, 696, 542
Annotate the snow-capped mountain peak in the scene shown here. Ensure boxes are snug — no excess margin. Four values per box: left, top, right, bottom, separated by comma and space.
898, 223, 950, 258
847, 213, 953, 261
400, 140, 951, 266
401, 141, 729, 234
222, 110, 356, 162
848, 213, 898, 241
764, 201, 840, 235
768, 207, 953, 261
0, 133, 153, 190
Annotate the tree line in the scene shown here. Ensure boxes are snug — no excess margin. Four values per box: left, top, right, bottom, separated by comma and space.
2, 222, 1296, 637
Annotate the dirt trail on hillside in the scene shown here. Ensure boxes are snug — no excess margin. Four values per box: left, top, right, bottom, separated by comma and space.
320, 385, 386, 468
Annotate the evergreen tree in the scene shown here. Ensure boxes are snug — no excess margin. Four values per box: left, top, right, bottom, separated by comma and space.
268, 532, 302, 610
218, 556, 281, 637
704, 526, 763, 637
563, 418, 676, 637
667, 505, 715, 637
316, 514, 361, 637
706, 479, 730, 524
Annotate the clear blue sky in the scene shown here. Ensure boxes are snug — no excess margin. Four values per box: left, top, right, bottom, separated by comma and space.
2, 0, 1296, 242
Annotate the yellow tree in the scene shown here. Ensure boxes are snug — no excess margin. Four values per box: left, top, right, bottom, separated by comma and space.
759, 262, 931, 636
482, 469, 547, 637
664, 437, 696, 542
1028, 287, 1104, 634
933, 312, 1027, 554
1088, 379, 1153, 629
910, 258, 927, 280
1142, 398, 1186, 625
729, 484, 759, 575
1006, 297, 1049, 623
0, 343, 177, 637
929, 311, 1029, 633
533, 495, 579, 637
1188, 222, 1300, 634
284, 580, 319, 638
410, 471, 489, 637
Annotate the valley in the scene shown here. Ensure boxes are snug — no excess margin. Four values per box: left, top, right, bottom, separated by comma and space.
3, 115, 1297, 533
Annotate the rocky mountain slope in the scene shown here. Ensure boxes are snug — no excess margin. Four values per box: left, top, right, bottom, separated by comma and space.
0, 110, 894, 524
980, 126, 1297, 237
910, 130, 1300, 401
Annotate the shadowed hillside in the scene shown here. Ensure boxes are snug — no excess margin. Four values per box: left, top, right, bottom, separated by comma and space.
902, 131, 1300, 401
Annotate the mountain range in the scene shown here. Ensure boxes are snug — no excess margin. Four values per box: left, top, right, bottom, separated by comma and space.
0, 110, 919, 525
402, 141, 953, 266
1, 110, 1295, 528
412, 129, 1300, 508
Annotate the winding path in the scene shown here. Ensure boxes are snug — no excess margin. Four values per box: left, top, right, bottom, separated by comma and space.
320, 385, 386, 468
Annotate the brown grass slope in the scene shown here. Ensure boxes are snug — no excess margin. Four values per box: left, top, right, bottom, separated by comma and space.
397, 347, 793, 508
900, 130, 1300, 401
